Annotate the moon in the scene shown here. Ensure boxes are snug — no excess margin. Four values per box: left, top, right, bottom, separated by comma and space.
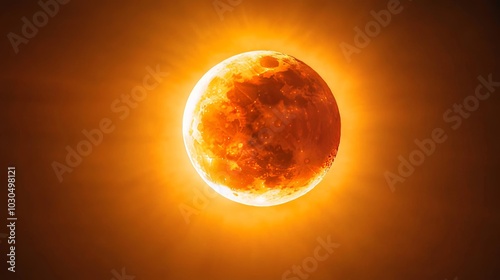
183, 50, 341, 206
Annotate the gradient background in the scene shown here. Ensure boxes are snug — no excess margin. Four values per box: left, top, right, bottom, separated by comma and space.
1, 0, 499, 279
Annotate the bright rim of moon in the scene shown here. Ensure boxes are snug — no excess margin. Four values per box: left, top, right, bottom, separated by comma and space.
183, 50, 341, 207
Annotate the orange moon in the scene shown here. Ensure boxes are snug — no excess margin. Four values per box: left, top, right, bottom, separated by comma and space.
183, 50, 341, 206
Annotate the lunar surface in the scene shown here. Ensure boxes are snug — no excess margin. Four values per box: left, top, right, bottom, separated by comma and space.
183, 50, 341, 206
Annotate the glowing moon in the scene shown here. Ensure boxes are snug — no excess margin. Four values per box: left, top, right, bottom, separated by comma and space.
183, 50, 341, 206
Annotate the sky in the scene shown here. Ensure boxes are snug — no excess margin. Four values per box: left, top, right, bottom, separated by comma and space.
1, 0, 499, 279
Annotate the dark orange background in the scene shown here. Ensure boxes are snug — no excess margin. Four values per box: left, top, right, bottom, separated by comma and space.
1, 0, 499, 279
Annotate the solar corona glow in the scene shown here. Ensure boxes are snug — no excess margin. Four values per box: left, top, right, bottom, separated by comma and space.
183, 50, 341, 206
